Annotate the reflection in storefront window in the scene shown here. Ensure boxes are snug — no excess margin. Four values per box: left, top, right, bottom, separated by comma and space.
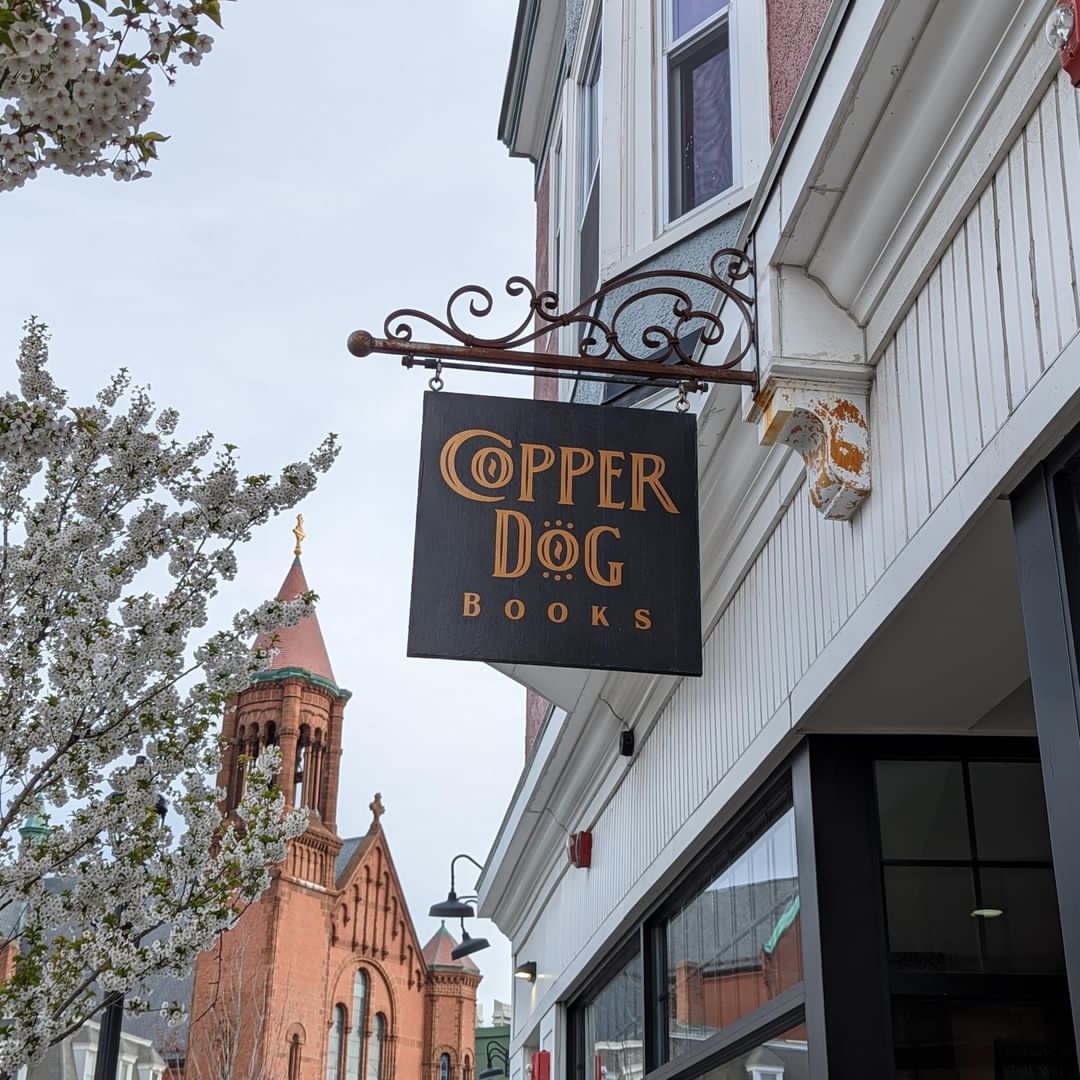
664, 806, 801, 1059
584, 952, 644, 1080
697, 1025, 808, 1080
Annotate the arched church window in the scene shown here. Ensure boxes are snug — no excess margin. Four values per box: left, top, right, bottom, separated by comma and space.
288, 1033, 303, 1080
326, 1004, 346, 1080
439, 1053, 451, 1080
463, 1055, 472, 1080
346, 969, 368, 1078
365, 1012, 385, 1080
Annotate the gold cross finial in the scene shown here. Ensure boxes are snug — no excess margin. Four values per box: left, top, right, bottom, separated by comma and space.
370, 792, 385, 827
292, 514, 305, 557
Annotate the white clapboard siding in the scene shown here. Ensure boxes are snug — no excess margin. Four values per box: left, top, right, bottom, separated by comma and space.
518, 75, 1080, 993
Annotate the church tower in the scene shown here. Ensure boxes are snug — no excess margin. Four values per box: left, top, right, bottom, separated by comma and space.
185, 521, 481, 1080
187, 519, 353, 1079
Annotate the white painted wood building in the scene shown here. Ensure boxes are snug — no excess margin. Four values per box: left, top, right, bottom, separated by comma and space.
481, 1, 1080, 1076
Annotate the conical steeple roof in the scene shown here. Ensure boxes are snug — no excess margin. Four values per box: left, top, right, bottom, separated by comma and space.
253, 520, 337, 686
422, 922, 481, 973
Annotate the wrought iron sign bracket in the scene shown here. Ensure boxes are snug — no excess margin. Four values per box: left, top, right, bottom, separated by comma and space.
348, 247, 758, 392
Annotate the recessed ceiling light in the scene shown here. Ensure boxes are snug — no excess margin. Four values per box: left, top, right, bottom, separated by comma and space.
971, 907, 1005, 919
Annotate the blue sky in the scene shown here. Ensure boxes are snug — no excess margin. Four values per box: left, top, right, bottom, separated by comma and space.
1, 0, 535, 1017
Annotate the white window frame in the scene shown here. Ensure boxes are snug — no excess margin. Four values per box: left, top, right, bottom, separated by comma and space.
662, 1, 738, 223
593, 0, 767, 280
549, 130, 564, 299
654, 0, 767, 239
579, 31, 602, 231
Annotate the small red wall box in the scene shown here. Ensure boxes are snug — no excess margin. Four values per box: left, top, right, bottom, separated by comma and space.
568, 830, 592, 868
531, 1051, 551, 1080
1060, 0, 1080, 86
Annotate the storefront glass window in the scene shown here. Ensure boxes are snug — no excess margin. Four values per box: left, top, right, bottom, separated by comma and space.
664, 806, 801, 1060
875, 758, 1064, 975
694, 1024, 808, 1080
584, 952, 644, 1080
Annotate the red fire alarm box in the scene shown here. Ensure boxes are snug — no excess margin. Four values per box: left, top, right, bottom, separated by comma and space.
531, 1050, 551, 1080
1056, 0, 1080, 85
568, 830, 592, 868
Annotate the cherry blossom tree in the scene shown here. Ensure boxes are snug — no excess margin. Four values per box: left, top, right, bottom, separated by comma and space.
0, 0, 228, 190
0, 318, 338, 1071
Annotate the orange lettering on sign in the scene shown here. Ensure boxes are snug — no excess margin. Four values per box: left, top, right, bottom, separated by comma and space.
630, 453, 679, 513
493, 510, 531, 578
439, 429, 512, 503
598, 450, 625, 509
559, 447, 595, 506
519, 443, 555, 502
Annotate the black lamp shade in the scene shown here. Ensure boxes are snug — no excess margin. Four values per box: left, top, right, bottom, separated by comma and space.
429, 890, 475, 919
478, 1068, 505, 1080
513, 961, 537, 982
450, 930, 490, 960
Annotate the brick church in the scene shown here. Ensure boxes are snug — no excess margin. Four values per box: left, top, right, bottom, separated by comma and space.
185, 533, 480, 1080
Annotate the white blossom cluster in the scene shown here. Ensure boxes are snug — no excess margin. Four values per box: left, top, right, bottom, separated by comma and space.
0, 318, 338, 1069
0, 0, 225, 190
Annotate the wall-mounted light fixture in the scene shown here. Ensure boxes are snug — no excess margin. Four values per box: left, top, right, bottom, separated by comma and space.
478, 1043, 510, 1080
618, 729, 634, 757
513, 961, 537, 983
429, 853, 484, 918
450, 917, 490, 961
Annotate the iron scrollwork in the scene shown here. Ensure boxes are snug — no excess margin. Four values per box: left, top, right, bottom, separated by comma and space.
348, 247, 757, 388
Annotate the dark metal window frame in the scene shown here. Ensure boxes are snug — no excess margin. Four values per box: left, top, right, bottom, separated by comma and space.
566, 773, 805, 1080
1012, 424, 1080, 1053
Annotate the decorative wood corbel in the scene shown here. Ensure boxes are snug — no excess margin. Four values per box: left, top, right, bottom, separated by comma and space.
755, 360, 875, 520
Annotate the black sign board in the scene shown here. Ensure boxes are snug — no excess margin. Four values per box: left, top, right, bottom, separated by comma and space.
408, 391, 702, 675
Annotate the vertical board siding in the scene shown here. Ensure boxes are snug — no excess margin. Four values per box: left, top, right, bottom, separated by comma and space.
520, 77, 1080, 991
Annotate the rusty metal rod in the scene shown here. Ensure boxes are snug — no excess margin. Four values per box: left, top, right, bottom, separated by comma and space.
400, 355, 708, 392
347, 330, 757, 387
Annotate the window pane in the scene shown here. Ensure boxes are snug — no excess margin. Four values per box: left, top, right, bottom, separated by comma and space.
980, 867, 1065, 974
883, 866, 980, 972
969, 761, 1052, 861
580, 37, 600, 208
579, 180, 600, 301
366, 1014, 385, 1080
673, 0, 725, 39
894, 997, 1077, 1079
876, 761, 971, 860
585, 953, 643, 1080
665, 808, 801, 1060
670, 27, 731, 220
696, 1024, 809, 1079
327, 1006, 346, 1080
347, 971, 367, 1078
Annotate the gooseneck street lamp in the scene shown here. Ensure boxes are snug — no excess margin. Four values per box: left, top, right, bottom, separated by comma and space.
429, 853, 492, 961
478, 1043, 510, 1080
428, 853, 485, 919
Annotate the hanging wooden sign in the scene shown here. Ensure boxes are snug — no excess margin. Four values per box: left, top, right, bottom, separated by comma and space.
408, 391, 702, 675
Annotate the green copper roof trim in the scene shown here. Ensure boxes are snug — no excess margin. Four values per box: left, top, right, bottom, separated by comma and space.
763, 895, 800, 955
19, 798, 50, 845
251, 666, 353, 701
